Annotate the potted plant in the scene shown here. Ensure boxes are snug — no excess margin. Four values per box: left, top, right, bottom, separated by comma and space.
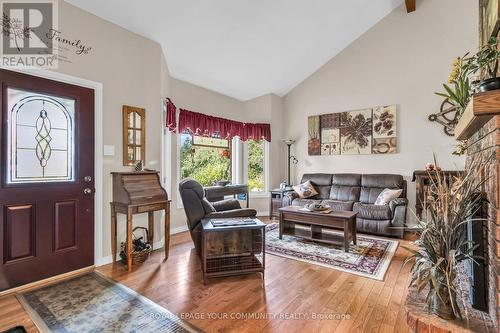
435, 54, 476, 117
404, 155, 488, 320
476, 36, 500, 92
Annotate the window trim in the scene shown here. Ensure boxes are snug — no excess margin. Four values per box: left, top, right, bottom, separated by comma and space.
244, 139, 269, 198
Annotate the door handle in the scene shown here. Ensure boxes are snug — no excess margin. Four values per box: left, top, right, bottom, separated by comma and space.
83, 188, 94, 195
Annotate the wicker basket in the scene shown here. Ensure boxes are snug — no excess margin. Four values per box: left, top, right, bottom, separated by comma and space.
119, 227, 152, 265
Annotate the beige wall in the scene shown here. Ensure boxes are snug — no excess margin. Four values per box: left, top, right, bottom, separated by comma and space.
54, 0, 168, 261
283, 0, 478, 223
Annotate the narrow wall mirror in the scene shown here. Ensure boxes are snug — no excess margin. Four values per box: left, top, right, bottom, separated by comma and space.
123, 105, 145, 166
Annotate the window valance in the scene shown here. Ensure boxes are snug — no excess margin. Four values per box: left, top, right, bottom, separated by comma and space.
165, 98, 271, 142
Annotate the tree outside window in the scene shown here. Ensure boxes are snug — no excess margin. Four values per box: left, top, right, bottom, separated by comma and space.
180, 133, 231, 186
248, 140, 265, 192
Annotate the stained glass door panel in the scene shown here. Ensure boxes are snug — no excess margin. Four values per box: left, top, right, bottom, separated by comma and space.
7, 88, 75, 183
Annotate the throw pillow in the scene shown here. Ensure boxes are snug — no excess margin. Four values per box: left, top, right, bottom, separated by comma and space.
293, 180, 318, 199
374, 188, 403, 205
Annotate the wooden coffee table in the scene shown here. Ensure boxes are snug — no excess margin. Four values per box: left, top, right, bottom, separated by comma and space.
278, 206, 357, 252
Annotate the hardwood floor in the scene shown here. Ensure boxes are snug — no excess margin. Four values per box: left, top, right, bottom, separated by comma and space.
0, 219, 414, 333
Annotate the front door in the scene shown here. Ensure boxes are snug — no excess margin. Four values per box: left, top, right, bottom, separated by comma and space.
0, 69, 94, 290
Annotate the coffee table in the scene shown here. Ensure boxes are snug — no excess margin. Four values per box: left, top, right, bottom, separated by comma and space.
278, 206, 357, 252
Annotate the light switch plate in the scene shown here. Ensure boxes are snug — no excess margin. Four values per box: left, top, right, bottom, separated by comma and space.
103, 145, 115, 156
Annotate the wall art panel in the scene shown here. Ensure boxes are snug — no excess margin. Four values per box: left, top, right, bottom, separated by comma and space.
308, 105, 397, 156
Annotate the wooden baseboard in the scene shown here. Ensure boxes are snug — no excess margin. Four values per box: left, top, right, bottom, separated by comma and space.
0, 266, 94, 298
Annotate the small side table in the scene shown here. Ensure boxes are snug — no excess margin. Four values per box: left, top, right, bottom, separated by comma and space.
269, 189, 293, 219
201, 218, 266, 283
110, 200, 171, 271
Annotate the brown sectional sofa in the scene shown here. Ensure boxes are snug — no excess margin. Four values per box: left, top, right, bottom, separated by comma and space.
283, 173, 407, 238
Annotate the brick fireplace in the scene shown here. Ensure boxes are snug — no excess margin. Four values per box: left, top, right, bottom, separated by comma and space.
465, 115, 500, 328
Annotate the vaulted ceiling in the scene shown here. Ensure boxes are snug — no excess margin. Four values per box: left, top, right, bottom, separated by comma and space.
66, 0, 404, 101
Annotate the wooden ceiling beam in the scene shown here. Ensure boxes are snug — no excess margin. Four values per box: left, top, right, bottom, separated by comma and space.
405, 0, 416, 13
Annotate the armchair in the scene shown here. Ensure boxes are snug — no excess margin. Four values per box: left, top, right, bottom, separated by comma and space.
178, 178, 257, 254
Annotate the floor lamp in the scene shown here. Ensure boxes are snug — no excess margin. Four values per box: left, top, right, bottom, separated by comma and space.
283, 139, 298, 187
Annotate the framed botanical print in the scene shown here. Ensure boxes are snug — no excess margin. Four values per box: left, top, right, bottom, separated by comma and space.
123, 105, 145, 166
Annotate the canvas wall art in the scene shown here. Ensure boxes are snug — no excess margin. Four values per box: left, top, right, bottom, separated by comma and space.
307, 105, 397, 156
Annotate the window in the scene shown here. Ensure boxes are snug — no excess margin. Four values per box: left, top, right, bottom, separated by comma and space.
247, 140, 267, 194
179, 132, 232, 186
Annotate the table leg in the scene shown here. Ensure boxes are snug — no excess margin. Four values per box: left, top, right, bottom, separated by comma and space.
110, 204, 117, 263
148, 211, 154, 250
279, 211, 283, 239
164, 204, 171, 261
344, 225, 349, 253
202, 229, 206, 284
352, 218, 357, 245
126, 208, 133, 272
262, 226, 266, 283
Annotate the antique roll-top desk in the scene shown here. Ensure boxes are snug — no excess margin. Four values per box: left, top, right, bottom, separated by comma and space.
110, 171, 170, 271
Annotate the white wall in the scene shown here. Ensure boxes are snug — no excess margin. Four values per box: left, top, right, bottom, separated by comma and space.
283, 0, 478, 223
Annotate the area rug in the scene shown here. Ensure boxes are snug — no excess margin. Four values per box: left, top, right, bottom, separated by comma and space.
265, 223, 398, 280
17, 273, 199, 333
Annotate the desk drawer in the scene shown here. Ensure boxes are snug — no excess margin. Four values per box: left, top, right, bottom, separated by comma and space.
137, 203, 164, 213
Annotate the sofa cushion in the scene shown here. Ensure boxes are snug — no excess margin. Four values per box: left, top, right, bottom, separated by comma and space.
332, 174, 361, 186
300, 173, 333, 186
329, 186, 360, 201
360, 174, 404, 204
321, 200, 354, 211
362, 174, 403, 188
328, 174, 361, 201
292, 198, 321, 206
356, 217, 392, 236
353, 202, 392, 220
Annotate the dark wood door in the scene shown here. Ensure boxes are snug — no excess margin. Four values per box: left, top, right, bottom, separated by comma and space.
0, 69, 94, 290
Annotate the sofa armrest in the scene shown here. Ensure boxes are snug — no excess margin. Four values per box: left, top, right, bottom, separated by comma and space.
390, 198, 408, 238
205, 208, 257, 219
283, 191, 298, 206
389, 198, 408, 212
212, 199, 241, 212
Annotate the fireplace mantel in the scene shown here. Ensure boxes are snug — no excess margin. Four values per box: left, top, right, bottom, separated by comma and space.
455, 90, 500, 140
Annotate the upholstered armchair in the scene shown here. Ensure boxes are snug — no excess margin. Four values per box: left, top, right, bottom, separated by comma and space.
178, 178, 257, 254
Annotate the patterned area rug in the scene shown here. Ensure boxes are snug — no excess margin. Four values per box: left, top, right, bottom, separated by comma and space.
17, 273, 199, 333
265, 223, 398, 280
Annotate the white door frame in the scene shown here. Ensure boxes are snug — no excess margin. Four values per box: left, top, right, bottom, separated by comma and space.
0, 66, 104, 266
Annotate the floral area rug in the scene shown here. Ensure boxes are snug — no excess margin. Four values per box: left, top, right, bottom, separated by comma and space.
17, 273, 199, 333
265, 223, 398, 280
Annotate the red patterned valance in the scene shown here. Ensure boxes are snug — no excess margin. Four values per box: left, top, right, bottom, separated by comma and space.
169, 107, 271, 142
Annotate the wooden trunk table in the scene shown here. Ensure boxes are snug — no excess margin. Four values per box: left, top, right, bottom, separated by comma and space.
201, 218, 266, 283
279, 206, 357, 252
